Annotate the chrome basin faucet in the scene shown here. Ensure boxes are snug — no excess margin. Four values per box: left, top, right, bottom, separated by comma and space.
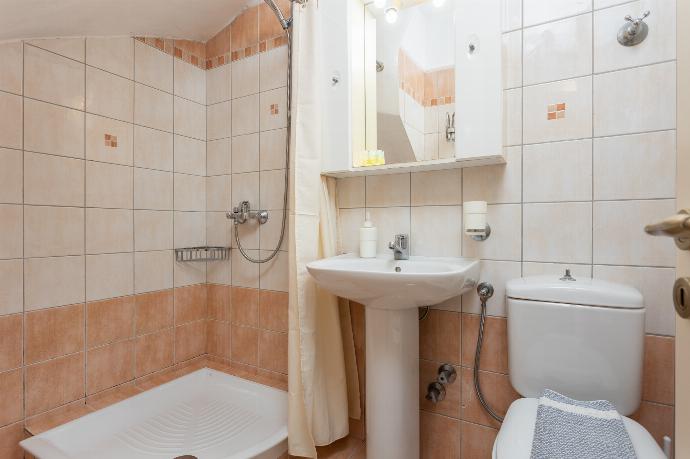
389, 234, 409, 260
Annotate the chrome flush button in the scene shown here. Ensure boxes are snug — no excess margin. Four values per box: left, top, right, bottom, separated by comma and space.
560, 269, 576, 281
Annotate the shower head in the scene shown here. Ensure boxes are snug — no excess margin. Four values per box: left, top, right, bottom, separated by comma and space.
263, 0, 292, 30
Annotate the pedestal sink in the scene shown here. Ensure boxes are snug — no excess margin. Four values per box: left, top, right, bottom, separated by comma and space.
306, 253, 480, 459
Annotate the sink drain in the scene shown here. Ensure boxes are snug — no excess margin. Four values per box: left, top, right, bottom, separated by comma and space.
174, 456, 198, 459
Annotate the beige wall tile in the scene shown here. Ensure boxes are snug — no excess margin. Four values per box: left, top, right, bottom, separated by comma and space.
24, 45, 85, 110
173, 211, 206, 248
0, 260, 23, 316
207, 175, 231, 212
134, 40, 173, 93
0, 41, 22, 95
410, 169, 462, 207
366, 207, 411, 255
24, 205, 84, 258
0, 149, 22, 204
461, 260, 522, 316
86, 161, 133, 209
85, 208, 133, 254
25, 256, 85, 311
174, 59, 206, 104
231, 249, 260, 289
232, 55, 259, 99
593, 131, 676, 201
523, 139, 592, 202
0, 205, 22, 259
207, 258, 231, 286
366, 173, 411, 207
86, 37, 134, 79
174, 174, 206, 211
593, 62, 676, 137
260, 46, 288, 92
0, 91, 22, 149
523, 202, 593, 264
85, 114, 133, 166
86, 253, 134, 301
134, 168, 173, 210
134, 83, 173, 132
259, 128, 286, 172
26, 38, 85, 62
133, 125, 173, 171
24, 152, 84, 206
503, 88, 522, 146
338, 208, 366, 254
593, 200, 676, 267
134, 250, 174, 294
85, 66, 134, 123
24, 99, 84, 158
411, 206, 462, 257
207, 138, 231, 176
232, 133, 259, 173
231, 94, 259, 136
463, 146, 522, 204
259, 169, 284, 210
134, 210, 172, 251
206, 65, 231, 105
207, 101, 231, 141
174, 97, 206, 140
336, 177, 365, 209
25, 303, 84, 364
174, 135, 206, 176
259, 250, 288, 292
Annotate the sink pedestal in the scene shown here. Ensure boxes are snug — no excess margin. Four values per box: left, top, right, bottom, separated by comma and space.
365, 307, 419, 459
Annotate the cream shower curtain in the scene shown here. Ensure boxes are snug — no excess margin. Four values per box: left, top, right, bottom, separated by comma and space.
287, 1, 357, 457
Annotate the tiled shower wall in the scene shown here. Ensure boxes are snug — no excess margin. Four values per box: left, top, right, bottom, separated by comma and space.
0, 2, 293, 450
0, 36, 212, 451
337, 0, 677, 456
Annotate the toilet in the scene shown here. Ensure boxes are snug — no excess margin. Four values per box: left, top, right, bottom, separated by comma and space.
492, 275, 667, 458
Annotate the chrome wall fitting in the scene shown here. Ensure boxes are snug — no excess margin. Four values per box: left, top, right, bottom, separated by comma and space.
445, 112, 456, 142
425, 382, 446, 404
469, 224, 491, 241
437, 364, 457, 385
227, 201, 269, 225
618, 10, 650, 46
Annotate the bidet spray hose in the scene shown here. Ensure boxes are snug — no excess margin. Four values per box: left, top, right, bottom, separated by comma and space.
474, 282, 504, 423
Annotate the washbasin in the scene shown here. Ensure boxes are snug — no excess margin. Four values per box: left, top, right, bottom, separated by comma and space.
306, 253, 480, 310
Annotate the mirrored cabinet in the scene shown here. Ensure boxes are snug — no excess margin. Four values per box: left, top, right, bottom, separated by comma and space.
320, 0, 505, 177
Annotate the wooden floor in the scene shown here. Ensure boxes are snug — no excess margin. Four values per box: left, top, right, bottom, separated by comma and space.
289, 436, 366, 459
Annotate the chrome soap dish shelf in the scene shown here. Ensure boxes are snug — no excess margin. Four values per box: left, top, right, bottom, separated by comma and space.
175, 246, 230, 262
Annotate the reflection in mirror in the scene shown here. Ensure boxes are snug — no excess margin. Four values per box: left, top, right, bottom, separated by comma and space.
357, 0, 457, 168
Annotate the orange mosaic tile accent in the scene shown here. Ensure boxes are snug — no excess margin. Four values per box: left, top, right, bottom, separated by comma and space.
547, 102, 566, 120
135, 37, 207, 70
399, 49, 455, 107
270, 103, 280, 115
104, 133, 117, 148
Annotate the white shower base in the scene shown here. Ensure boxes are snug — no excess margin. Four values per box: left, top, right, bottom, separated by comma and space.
20, 368, 288, 459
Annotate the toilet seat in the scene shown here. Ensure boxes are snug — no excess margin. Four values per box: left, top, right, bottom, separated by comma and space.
492, 398, 666, 459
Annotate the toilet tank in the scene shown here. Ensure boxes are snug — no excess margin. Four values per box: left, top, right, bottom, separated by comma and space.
506, 275, 645, 416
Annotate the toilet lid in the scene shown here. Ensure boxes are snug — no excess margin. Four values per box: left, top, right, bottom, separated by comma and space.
493, 398, 665, 459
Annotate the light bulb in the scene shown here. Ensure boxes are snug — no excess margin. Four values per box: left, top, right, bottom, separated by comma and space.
373, 0, 386, 8
433, 0, 446, 6
384, 7, 398, 23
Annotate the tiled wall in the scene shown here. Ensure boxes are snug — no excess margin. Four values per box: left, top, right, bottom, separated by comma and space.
0, 36, 212, 454
203, 0, 290, 378
337, 0, 677, 456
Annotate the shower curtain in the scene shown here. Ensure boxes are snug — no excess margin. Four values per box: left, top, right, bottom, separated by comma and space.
287, 1, 354, 456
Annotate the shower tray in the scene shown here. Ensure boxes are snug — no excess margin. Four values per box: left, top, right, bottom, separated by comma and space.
20, 368, 288, 459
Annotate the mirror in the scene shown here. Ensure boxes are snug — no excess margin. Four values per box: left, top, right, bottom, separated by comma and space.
357, 0, 458, 167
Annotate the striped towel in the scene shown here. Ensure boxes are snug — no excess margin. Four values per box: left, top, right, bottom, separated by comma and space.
530, 389, 637, 459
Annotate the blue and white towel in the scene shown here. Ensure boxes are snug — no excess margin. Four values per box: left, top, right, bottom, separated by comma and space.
530, 389, 637, 459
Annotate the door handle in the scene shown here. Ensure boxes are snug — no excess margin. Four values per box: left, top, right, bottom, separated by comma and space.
644, 209, 690, 250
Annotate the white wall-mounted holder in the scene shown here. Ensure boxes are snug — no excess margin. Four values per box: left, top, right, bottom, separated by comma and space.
464, 201, 491, 241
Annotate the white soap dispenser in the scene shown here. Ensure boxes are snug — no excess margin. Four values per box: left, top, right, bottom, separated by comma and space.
359, 212, 377, 258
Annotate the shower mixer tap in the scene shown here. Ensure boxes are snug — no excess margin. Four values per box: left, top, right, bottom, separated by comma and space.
227, 201, 269, 225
